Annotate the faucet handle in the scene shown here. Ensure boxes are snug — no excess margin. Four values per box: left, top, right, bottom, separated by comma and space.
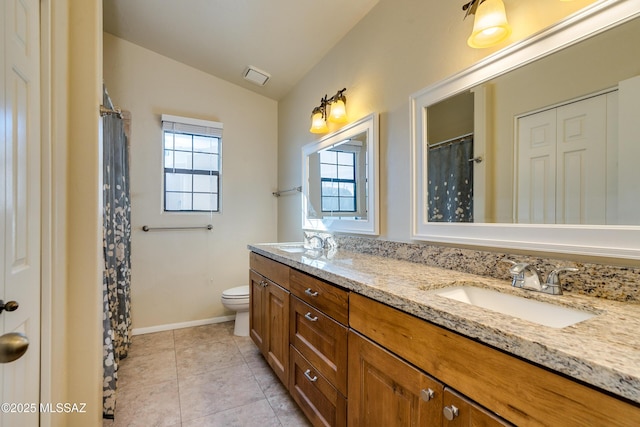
546, 267, 579, 285
542, 267, 578, 295
508, 262, 532, 276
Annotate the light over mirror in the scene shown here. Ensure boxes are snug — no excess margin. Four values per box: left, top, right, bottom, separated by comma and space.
412, 0, 640, 259
302, 113, 379, 235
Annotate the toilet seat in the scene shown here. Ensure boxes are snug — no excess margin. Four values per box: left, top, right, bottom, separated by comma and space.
222, 285, 249, 300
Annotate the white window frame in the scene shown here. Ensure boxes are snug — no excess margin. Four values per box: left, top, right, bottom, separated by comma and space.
161, 114, 223, 213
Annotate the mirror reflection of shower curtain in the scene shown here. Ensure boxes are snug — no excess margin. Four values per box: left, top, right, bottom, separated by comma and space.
427, 136, 474, 222
102, 86, 132, 419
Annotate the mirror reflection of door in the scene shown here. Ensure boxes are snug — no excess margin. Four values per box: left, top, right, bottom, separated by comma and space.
516, 91, 615, 224
426, 91, 475, 222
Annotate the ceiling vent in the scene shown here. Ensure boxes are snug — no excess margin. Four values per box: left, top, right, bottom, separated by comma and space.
243, 66, 271, 86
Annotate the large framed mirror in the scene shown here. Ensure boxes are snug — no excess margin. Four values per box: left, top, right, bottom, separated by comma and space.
302, 113, 379, 235
411, 0, 640, 259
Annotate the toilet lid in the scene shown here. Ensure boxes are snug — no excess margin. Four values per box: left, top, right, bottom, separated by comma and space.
222, 285, 250, 299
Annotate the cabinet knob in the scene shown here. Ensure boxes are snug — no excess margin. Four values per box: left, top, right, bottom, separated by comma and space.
420, 388, 435, 402
443, 405, 459, 421
304, 288, 318, 297
304, 312, 318, 322
260, 280, 269, 287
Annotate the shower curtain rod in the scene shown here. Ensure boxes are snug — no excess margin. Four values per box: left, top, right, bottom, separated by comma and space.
429, 132, 473, 149
100, 105, 123, 118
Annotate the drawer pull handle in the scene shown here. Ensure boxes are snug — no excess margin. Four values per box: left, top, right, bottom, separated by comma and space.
304, 288, 318, 297
420, 388, 435, 402
304, 369, 318, 382
260, 280, 268, 287
443, 405, 459, 421
304, 312, 318, 322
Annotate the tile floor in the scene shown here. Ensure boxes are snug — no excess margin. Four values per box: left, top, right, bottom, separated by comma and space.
103, 321, 312, 427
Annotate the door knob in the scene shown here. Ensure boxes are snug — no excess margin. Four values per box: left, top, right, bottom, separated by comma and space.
0, 300, 19, 314
0, 332, 29, 363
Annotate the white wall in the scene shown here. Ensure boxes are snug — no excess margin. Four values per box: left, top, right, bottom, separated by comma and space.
103, 34, 278, 329
277, 0, 597, 242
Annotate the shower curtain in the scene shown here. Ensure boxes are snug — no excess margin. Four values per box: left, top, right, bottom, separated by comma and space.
102, 87, 132, 418
427, 136, 474, 222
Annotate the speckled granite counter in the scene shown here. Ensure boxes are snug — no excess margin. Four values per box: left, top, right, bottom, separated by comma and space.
248, 242, 640, 405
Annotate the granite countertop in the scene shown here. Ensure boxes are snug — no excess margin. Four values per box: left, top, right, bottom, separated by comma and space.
249, 242, 640, 404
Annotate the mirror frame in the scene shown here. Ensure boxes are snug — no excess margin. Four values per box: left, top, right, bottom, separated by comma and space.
302, 112, 379, 235
411, 0, 640, 260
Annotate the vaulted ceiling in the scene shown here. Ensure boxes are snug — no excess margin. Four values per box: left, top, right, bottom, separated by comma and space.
103, 0, 380, 100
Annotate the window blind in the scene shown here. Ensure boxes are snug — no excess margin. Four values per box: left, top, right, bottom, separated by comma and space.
161, 114, 223, 138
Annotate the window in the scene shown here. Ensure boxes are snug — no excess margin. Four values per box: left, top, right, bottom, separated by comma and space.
319, 149, 356, 212
162, 115, 222, 212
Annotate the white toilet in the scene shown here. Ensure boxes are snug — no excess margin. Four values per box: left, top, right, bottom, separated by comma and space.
221, 285, 250, 336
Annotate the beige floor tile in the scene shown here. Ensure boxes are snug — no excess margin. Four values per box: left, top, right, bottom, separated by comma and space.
117, 349, 177, 388
175, 339, 245, 378
233, 334, 258, 352
182, 398, 282, 427
174, 322, 235, 347
106, 322, 308, 426
179, 364, 265, 422
126, 330, 175, 359
113, 379, 181, 427
247, 357, 288, 398
267, 391, 313, 427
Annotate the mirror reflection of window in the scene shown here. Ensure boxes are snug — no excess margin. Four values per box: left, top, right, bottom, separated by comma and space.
302, 112, 379, 235
320, 149, 357, 213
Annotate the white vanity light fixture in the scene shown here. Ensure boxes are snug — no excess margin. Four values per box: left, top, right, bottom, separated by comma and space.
309, 88, 348, 133
463, 0, 512, 48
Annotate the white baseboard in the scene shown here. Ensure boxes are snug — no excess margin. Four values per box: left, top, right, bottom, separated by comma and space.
131, 315, 236, 336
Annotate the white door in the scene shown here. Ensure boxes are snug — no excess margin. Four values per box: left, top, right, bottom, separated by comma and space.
516, 109, 557, 223
555, 95, 607, 224
1, 0, 41, 425
516, 92, 613, 225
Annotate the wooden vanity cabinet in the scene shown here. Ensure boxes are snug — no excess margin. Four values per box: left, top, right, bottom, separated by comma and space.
350, 292, 640, 427
289, 268, 349, 427
249, 253, 290, 387
348, 330, 444, 426
442, 388, 513, 427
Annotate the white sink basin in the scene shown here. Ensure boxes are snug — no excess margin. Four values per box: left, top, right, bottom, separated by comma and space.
430, 286, 595, 328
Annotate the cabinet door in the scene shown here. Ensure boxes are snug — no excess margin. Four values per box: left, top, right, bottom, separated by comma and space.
265, 279, 290, 387
442, 388, 512, 427
348, 331, 443, 427
249, 270, 267, 351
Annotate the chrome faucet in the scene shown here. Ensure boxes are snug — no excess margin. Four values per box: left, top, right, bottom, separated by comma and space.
307, 235, 325, 249
508, 262, 543, 291
504, 260, 578, 295
542, 267, 579, 295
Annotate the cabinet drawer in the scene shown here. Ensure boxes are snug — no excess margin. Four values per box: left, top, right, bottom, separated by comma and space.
250, 252, 289, 289
290, 296, 348, 395
290, 346, 347, 427
290, 269, 348, 325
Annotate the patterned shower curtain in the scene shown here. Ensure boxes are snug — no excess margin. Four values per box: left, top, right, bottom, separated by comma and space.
102, 87, 132, 418
427, 136, 474, 222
